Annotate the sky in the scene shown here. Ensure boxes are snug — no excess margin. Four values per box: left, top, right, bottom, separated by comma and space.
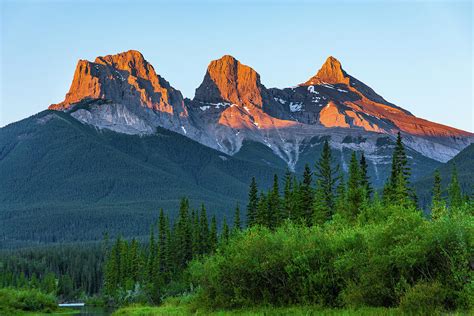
0, 0, 472, 131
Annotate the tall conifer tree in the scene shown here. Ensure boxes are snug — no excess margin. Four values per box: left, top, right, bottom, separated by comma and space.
246, 177, 259, 227
315, 140, 338, 213
233, 204, 241, 231
448, 164, 463, 208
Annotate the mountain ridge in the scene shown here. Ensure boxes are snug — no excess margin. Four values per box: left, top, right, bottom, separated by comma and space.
45, 50, 472, 169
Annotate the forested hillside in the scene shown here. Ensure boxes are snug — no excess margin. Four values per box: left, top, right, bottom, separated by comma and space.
415, 143, 474, 207
0, 111, 284, 247
1, 134, 472, 315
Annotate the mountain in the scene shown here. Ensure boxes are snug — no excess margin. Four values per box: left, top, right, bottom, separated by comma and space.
415, 143, 474, 208
1, 50, 472, 245
0, 110, 285, 246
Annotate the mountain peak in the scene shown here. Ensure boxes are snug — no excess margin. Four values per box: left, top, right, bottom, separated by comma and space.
303, 56, 349, 86
194, 55, 263, 107
49, 50, 185, 114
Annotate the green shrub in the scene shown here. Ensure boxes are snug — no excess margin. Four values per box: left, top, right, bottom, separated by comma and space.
399, 282, 446, 315
0, 287, 57, 313
189, 205, 473, 312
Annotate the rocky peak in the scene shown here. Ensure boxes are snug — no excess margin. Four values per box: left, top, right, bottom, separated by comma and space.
194, 55, 263, 107
302, 56, 350, 86
50, 50, 185, 115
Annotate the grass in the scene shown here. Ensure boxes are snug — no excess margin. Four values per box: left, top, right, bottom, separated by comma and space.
112, 298, 402, 316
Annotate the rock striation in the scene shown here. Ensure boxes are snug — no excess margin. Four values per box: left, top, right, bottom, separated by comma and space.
49, 50, 473, 169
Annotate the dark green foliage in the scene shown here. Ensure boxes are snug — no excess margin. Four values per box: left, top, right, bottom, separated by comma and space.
233, 204, 241, 231
431, 169, 446, 220
383, 132, 414, 207
190, 205, 473, 311
346, 152, 365, 220
359, 153, 373, 199
0, 243, 104, 300
0, 288, 57, 314
209, 216, 218, 253
314, 140, 338, 217
448, 164, 463, 208
246, 177, 259, 227
297, 164, 313, 225
102, 206, 231, 305
414, 143, 473, 208
0, 111, 285, 246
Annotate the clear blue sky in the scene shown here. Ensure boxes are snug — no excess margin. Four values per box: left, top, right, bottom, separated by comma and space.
1, 0, 472, 131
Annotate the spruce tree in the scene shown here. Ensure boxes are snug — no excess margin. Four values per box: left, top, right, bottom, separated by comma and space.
448, 164, 463, 208
268, 174, 282, 229
221, 217, 230, 243
256, 192, 268, 226
191, 209, 200, 256
246, 177, 259, 227
384, 132, 413, 207
233, 203, 241, 231
176, 198, 193, 268
199, 204, 209, 255
334, 172, 346, 217
346, 152, 364, 219
313, 180, 329, 225
315, 140, 338, 214
209, 215, 218, 253
298, 164, 313, 224
431, 169, 446, 219
283, 169, 294, 220
147, 226, 156, 281
359, 153, 373, 199
157, 209, 168, 274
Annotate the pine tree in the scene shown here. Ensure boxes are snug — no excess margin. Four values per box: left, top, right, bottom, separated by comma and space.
256, 192, 268, 226
268, 174, 282, 229
315, 140, 338, 214
334, 172, 346, 217
448, 164, 463, 208
157, 209, 168, 274
191, 209, 200, 256
346, 152, 364, 220
313, 180, 329, 225
298, 164, 313, 224
199, 204, 209, 255
221, 217, 230, 243
246, 177, 259, 227
384, 132, 413, 207
147, 226, 156, 281
233, 203, 241, 231
359, 153, 373, 199
176, 198, 193, 268
283, 169, 294, 220
431, 169, 446, 220
209, 215, 218, 253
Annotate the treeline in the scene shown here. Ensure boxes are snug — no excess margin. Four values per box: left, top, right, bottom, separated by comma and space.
190, 135, 473, 314
246, 134, 469, 230
103, 200, 242, 304
0, 243, 105, 300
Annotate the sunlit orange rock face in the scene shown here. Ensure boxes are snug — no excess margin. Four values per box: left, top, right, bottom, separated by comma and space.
49, 50, 185, 115
301, 56, 471, 137
194, 55, 263, 108
319, 101, 349, 128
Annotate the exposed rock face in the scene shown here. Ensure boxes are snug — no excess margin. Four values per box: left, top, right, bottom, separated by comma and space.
50, 50, 187, 116
49, 50, 473, 171
194, 55, 263, 107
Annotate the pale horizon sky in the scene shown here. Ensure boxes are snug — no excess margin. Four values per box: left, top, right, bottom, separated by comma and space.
1, 0, 473, 131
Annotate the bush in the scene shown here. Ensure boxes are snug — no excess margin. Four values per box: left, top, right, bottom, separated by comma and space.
0, 287, 57, 313
399, 282, 445, 315
189, 205, 473, 312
